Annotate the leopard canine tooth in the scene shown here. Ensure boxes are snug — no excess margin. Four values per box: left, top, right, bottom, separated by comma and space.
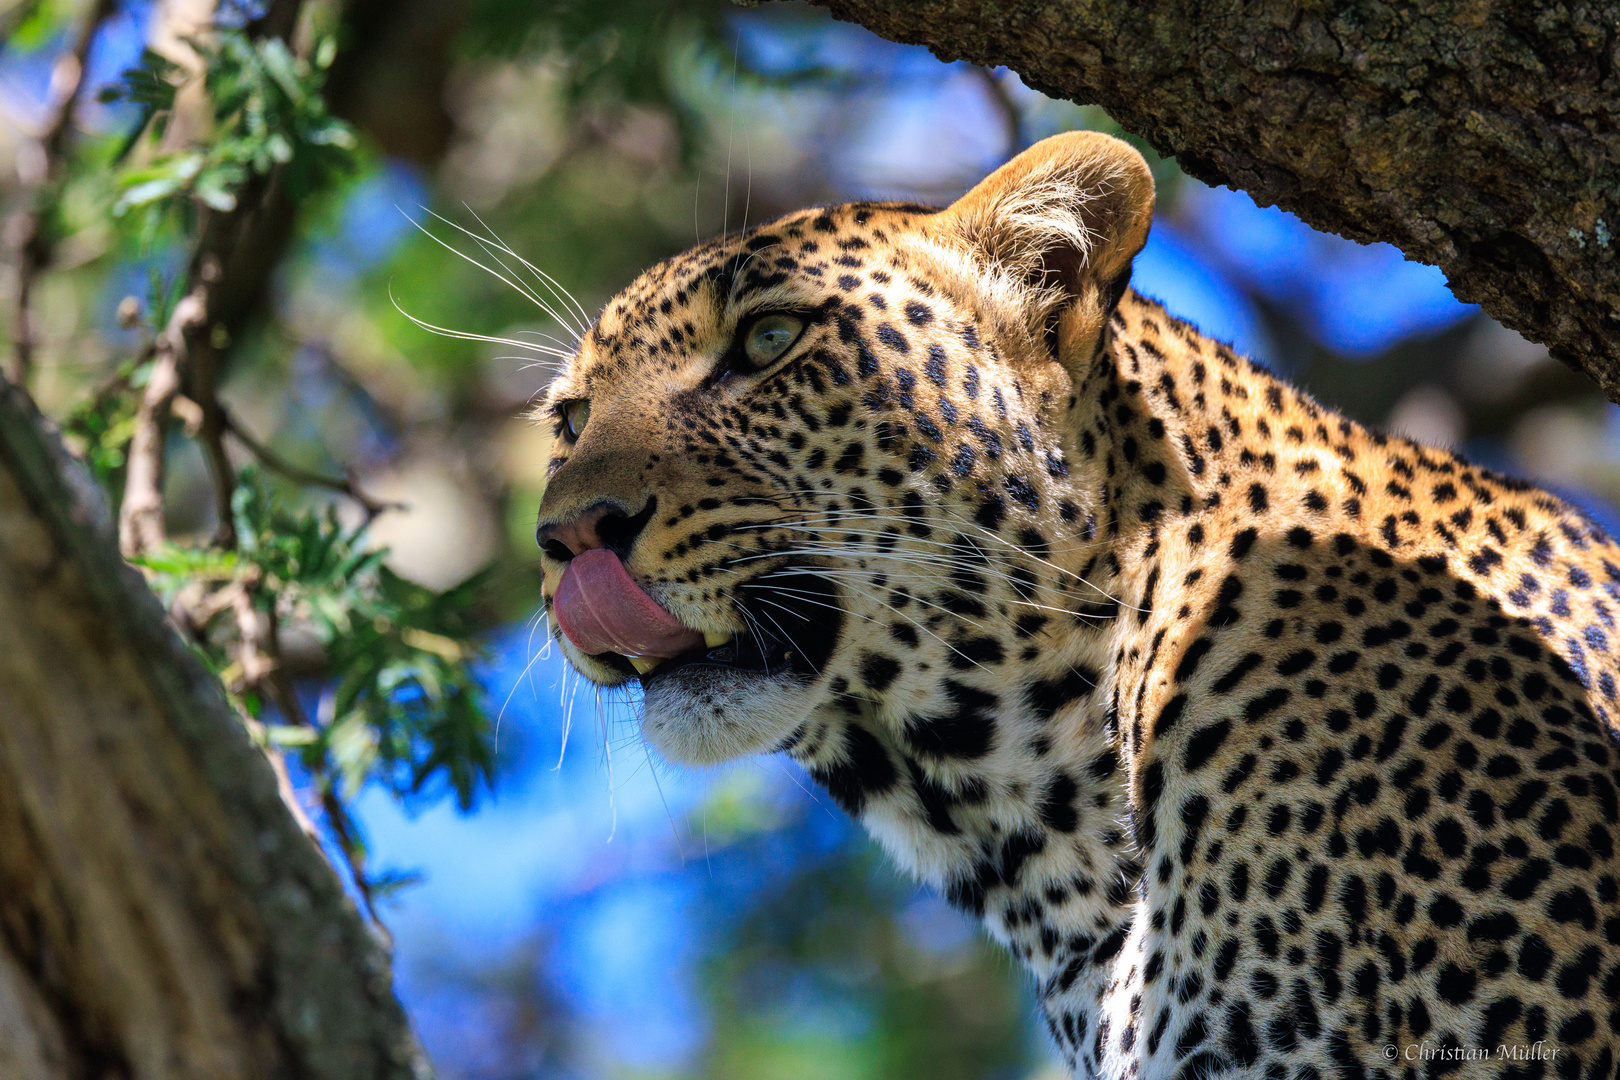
628, 655, 660, 674
704, 629, 732, 648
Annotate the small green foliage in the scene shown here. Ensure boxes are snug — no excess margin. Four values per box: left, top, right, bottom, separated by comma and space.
367, 867, 427, 903
135, 469, 496, 813
463, 0, 731, 159
97, 48, 184, 160
61, 364, 143, 486
100, 30, 356, 225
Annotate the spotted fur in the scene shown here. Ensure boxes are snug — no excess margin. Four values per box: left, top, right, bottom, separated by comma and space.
535, 132, 1620, 1078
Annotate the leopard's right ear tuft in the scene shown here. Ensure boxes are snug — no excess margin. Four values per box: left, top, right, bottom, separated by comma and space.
931, 131, 1155, 373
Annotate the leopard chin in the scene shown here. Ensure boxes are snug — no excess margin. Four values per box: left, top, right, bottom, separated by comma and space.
638, 568, 842, 763
638, 665, 818, 765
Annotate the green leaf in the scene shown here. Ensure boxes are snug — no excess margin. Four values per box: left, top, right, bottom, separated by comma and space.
313, 35, 337, 70
257, 38, 306, 101
304, 120, 357, 149
101, 49, 184, 109
368, 868, 426, 902
101, 28, 359, 221
265, 132, 294, 164
193, 167, 241, 211
209, 469, 496, 816
129, 545, 241, 577
265, 724, 319, 746
112, 154, 204, 214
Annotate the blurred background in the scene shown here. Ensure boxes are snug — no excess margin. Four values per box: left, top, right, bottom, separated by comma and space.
2, 1, 1615, 1077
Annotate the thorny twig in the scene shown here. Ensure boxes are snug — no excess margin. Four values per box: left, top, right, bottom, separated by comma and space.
211, 576, 322, 845
316, 771, 390, 937
165, 574, 324, 845
6, 0, 116, 386
221, 408, 402, 520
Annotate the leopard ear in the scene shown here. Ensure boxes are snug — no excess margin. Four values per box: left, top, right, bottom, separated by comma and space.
933, 131, 1154, 371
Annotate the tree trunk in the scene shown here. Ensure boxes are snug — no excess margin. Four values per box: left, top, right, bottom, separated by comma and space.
806, 0, 1620, 401
0, 382, 427, 1080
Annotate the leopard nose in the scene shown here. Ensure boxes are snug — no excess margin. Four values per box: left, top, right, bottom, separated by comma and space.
544, 507, 610, 560
537, 497, 658, 562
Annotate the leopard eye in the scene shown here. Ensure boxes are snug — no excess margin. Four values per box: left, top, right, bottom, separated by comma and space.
559, 399, 591, 441
742, 313, 804, 370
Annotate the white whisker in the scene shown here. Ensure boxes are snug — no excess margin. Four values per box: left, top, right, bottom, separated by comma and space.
644, 737, 686, 865
462, 204, 594, 332
749, 596, 824, 674
399, 206, 587, 344
597, 686, 618, 842
389, 290, 575, 360
495, 631, 552, 753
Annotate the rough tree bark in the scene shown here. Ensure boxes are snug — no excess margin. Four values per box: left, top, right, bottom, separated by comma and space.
0, 383, 427, 1080
805, 0, 1620, 401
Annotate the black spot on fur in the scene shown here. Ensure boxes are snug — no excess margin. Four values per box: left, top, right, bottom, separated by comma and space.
811, 725, 897, 816
905, 681, 999, 759
1026, 667, 1097, 721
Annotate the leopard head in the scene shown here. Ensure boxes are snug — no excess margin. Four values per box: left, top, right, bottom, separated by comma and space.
536, 131, 1154, 766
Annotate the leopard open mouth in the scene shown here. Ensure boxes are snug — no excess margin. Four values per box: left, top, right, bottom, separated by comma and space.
561, 561, 842, 686
632, 623, 798, 682
650, 566, 841, 682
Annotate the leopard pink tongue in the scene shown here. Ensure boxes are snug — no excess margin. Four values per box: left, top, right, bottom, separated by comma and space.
553, 548, 704, 659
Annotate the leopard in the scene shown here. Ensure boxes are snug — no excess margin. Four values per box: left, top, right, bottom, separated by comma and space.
532, 131, 1620, 1079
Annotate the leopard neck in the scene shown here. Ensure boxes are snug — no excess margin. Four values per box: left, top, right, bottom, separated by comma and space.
1064, 290, 1338, 556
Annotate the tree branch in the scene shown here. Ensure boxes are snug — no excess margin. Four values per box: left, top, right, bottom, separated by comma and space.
189, 259, 239, 549
221, 407, 401, 519
807, 0, 1620, 401
116, 0, 308, 556
118, 291, 202, 557
0, 380, 431, 1080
